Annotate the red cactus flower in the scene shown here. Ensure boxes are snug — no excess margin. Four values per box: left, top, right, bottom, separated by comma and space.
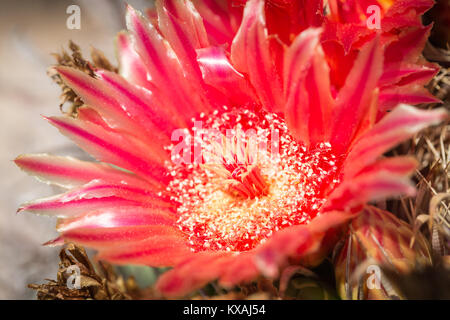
221, 0, 440, 113
15, 0, 446, 297
323, 0, 441, 114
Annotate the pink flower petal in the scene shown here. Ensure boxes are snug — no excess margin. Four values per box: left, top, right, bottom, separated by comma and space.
126, 5, 212, 118
156, 252, 232, 297
380, 63, 439, 87
192, 0, 241, 46
218, 252, 259, 287
61, 225, 184, 249
55, 66, 148, 137
156, 0, 209, 75
308, 210, 359, 234
379, 85, 441, 110
345, 105, 448, 174
304, 47, 334, 145
155, 1, 219, 114
46, 116, 169, 186
18, 178, 173, 217
323, 21, 373, 54
18, 196, 144, 218
265, 0, 324, 43
284, 28, 333, 146
56, 206, 176, 232
57, 66, 178, 151
76, 106, 111, 129
96, 235, 192, 266
116, 31, 152, 90
387, 0, 435, 16
255, 225, 315, 278
51, 179, 169, 204
230, 0, 284, 112
197, 46, 256, 106
14, 154, 148, 189
283, 27, 321, 100
95, 69, 184, 140
345, 156, 418, 180
330, 37, 383, 151
384, 25, 432, 66
325, 172, 416, 211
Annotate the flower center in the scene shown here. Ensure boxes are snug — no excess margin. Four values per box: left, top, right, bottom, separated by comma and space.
166, 108, 341, 252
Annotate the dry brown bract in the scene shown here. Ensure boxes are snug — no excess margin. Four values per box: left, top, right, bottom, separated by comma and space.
48, 41, 117, 117
28, 243, 137, 300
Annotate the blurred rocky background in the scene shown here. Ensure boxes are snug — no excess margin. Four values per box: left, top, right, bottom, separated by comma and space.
0, 0, 151, 300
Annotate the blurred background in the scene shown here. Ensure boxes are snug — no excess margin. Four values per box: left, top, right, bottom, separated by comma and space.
0, 0, 152, 300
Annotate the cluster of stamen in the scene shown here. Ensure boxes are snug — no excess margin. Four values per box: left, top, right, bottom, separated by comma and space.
166, 108, 340, 252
